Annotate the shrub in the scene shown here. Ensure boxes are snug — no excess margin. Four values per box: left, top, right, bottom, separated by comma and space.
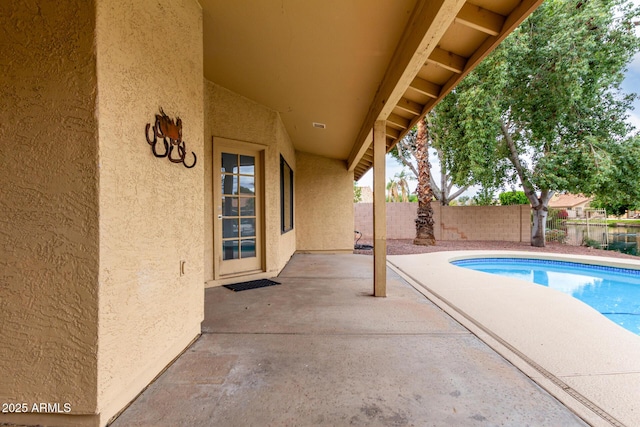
498, 191, 529, 205
583, 238, 601, 249
545, 228, 567, 244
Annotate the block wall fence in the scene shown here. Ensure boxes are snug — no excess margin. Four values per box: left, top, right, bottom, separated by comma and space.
354, 202, 531, 243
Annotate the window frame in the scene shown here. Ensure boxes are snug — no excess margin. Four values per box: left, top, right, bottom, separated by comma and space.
280, 155, 294, 234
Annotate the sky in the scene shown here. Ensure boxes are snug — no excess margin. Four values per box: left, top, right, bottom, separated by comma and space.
358, 0, 640, 198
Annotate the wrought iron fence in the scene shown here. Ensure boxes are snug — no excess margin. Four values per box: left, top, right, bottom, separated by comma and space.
584, 208, 608, 248
545, 208, 569, 244
544, 208, 608, 247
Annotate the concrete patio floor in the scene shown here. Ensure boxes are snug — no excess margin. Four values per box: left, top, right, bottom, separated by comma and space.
110, 254, 587, 426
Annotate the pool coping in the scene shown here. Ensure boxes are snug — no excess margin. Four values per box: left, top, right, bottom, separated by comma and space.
388, 251, 640, 427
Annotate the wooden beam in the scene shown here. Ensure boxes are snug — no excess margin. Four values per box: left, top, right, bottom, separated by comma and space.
409, 77, 441, 99
356, 163, 369, 172
396, 98, 423, 116
386, 126, 401, 139
373, 120, 387, 297
347, 0, 466, 170
455, 3, 505, 36
427, 47, 466, 74
355, 167, 368, 179
387, 113, 411, 130
347, 129, 372, 171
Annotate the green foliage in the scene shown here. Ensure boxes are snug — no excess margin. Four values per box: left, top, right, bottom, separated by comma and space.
353, 181, 363, 203
589, 135, 640, 216
390, 118, 472, 205
583, 237, 602, 249
434, 0, 640, 209
546, 229, 567, 244
591, 198, 629, 217
499, 191, 529, 205
472, 188, 497, 205
608, 240, 638, 255
455, 195, 471, 206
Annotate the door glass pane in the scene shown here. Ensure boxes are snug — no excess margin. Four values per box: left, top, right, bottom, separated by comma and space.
221, 174, 236, 195
241, 239, 256, 258
223, 240, 239, 260
223, 219, 238, 238
222, 153, 238, 173
239, 155, 255, 175
222, 197, 238, 216
239, 176, 255, 194
240, 218, 255, 237
240, 197, 255, 216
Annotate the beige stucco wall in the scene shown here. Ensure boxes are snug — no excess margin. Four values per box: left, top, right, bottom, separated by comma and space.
95, 0, 204, 424
2, 2, 204, 424
355, 202, 531, 243
204, 82, 296, 283
0, 1, 100, 424
295, 152, 354, 252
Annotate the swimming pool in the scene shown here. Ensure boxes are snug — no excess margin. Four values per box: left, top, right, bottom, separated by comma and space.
452, 258, 640, 336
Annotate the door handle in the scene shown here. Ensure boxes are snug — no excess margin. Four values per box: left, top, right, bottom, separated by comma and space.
217, 215, 222, 220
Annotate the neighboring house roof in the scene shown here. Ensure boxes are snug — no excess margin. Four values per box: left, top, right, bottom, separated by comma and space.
202, 0, 544, 180
548, 193, 593, 209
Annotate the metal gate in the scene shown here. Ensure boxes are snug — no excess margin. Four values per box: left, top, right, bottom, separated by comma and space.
584, 208, 608, 248
545, 208, 608, 247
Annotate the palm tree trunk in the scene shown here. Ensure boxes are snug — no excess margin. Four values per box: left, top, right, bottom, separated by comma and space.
414, 118, 436, 246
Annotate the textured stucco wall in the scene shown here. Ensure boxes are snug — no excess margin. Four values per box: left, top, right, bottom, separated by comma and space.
95, 0, 204, 422
204, 82, 296, 283
295, 152, 354, 252
0, 0, 100, 420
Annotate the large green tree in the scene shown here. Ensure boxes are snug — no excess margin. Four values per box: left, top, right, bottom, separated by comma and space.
436, 0, 640, 246
590, 134, 640, 216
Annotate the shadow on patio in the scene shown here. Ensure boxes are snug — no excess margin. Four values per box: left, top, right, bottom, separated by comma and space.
110, 254, 585, 426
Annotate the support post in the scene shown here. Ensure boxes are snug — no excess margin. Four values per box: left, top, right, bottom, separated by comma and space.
373, 120, 387, 297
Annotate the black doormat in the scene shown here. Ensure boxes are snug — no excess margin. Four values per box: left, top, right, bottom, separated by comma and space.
223, 279, 281, 292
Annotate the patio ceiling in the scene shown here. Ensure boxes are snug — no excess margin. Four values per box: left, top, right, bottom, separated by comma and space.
201, 0, 543, 180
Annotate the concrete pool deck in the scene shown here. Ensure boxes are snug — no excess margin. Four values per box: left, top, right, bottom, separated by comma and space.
388, 251, 640, 427
111, 253, 589, 426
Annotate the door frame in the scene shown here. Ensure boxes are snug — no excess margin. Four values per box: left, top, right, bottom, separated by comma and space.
212, 137, 266, 280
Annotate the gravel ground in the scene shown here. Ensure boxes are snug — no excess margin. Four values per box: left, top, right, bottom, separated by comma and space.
354, 238, 640, 260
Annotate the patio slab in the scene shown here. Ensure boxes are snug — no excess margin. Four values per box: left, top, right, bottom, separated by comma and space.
110, 254, 587, 426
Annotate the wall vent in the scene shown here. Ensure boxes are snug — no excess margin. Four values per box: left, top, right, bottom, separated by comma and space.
312, 122, 326, 129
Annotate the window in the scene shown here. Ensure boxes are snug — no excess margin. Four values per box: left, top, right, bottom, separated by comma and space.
280, 155, 293, 233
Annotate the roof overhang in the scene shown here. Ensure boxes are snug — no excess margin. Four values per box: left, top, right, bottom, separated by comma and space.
200, 0, 544, 179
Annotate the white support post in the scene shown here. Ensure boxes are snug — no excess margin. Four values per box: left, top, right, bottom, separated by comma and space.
373, 120, 387, 297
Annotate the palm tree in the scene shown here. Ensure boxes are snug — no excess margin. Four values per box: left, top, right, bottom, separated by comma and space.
387, 171, 412, 202
414, 117, 436, 246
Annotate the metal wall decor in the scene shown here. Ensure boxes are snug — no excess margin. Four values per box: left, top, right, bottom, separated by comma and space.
145, 108, 196, 168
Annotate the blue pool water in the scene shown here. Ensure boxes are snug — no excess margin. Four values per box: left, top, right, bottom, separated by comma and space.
452, 258, 640, 336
